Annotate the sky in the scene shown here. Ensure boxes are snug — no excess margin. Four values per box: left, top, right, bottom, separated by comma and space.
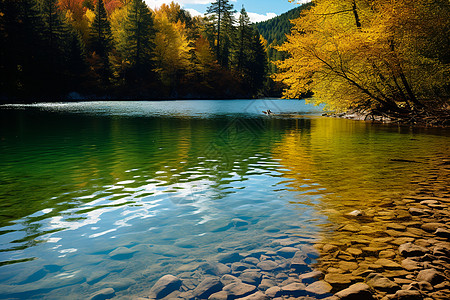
144, 0, 311, 23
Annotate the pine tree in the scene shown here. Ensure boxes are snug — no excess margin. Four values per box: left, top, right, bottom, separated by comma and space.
113, 0, 156, 92
39, 0, 67, 58
118, 0, 155, 72
247, 30, 268, 95
88, 0, 112, 85
89, 0, 112, 57
239, 28, 268, 97
236, 6, 251, 72
206, 0, 235, 67
0, 0, 43, 97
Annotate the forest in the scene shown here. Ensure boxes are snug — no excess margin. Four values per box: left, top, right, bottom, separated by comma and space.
1, 0, 448, 119
274, 0, 449, 118
0, 0, 269, 101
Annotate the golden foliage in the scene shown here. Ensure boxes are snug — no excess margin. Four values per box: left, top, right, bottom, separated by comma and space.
275, 0, 450, 112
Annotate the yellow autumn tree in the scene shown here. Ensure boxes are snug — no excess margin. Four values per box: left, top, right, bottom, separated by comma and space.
153, 3, 192, 95
275, 0, 449, 113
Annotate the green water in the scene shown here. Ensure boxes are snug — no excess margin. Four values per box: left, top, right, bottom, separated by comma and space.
0, 100, 448, 299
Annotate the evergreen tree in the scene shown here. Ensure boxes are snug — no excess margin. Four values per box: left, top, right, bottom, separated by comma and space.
38, 0, 73, 94
247, 30, 268, 95
89, 0, 112, 57
88, 0, 112, 84
236, 6, 251, 72
114, 0, 156, 92
0, 0, 43, 97
239, 28, 268, 97
118, 0, 155, 73
39, 0, 67, 59
206, 0, 235, 67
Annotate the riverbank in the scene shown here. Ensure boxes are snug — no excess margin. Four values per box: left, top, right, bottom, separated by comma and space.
131, 156, 450, 300
323, 109, 450, 127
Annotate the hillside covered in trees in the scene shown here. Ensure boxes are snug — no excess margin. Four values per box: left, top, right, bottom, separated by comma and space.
0, 0, 268, 102
255, 2, 312, 45
274, 0, 449, 120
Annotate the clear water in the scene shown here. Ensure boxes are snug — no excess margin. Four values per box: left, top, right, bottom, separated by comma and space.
0, 100, 448, 299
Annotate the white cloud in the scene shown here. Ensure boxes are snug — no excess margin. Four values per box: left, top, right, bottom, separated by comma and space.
247, 12, 277, 23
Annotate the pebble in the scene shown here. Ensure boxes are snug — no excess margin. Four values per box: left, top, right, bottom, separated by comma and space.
256, 260, 279, 271
280, 282, 306, 296
366, 273, 399, 292
304, 280, 332, 295
239, 291, 269, 300
149, 275, 182, 299
222, 281, 257, 298
334, 282, 374, 300
239, 272, 262, 286
192, 277, 223, 299
416, 269, 446, 285
391, 289, 423, 300
137, 164, 449, 300
324, 273, 353, 285
374, 258, 402, 269
264, 286, 282, 298
398, 243, 429, 257
401, 258, 421, 271
298, 270, 324, 284
208, 290, 228, 300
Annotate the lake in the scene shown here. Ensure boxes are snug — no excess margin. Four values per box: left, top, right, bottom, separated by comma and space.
0, 100, 448, 299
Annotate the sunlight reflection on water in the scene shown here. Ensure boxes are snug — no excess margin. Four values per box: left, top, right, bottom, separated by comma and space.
0, 100, 448, 298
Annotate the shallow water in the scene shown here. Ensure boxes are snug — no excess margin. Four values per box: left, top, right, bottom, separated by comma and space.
0, 100, 448, 299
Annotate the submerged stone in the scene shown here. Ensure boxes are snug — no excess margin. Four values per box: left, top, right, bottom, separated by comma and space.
421, 223, 445, 232
149, 275, 182, 299
281, 282, 307, 296
256, 260, 279, 271
265, 286, 282, 298
239, 291, 269, 300
298, 270, 324, 284
323, 244, 339, 253
208, 291, 228, 300
398, 243, 428, 257
239, 272, 262, 286
401, 258, 421, 271
199, 262, 231, 276
108, 247, 135, 260
277, 247, 299, 258
89, 288, 115, 300
416, 269, 446, 285
334, 283, 374, 300
434, 228, 450, 239
305, 280, 332, 296
346, 248, 362, 256
324, 273, 353, 285
258, 278, 276, 291
192, 277, 223, 299
375, 258, 402, 269
392, 290, 423, 300
223, 281, 257, 298
217, 252, 243, 264
220, 274, 241, 286
366, 273, 399, 292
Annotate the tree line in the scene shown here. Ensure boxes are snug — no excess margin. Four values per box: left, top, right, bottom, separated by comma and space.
274, 0, 449, 115
0, 0, 270, 101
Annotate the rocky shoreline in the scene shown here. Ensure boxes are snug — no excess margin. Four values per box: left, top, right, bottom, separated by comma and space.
323, 109, 450, 127
88, 159, 449, 300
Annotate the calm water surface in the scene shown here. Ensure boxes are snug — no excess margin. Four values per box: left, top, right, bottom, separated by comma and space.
0, 100, 448, 299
